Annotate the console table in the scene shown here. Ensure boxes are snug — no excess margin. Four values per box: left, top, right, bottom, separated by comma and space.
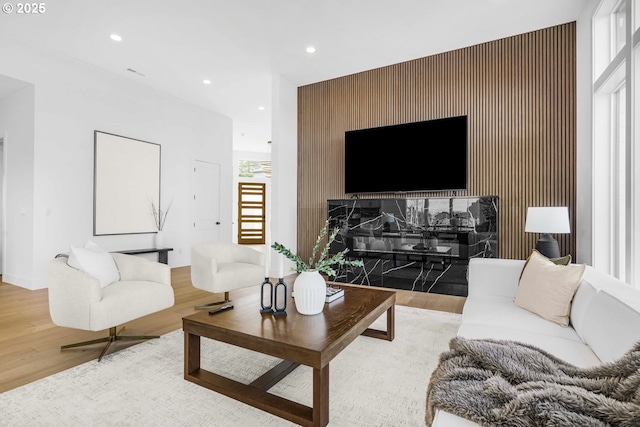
327, 196, 498, 297
114, 247, 173, 264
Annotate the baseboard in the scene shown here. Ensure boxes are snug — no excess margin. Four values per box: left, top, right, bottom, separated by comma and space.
2, 274, 39, 290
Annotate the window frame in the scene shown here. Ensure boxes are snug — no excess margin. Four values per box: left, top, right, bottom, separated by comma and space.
592, 0, 639, 285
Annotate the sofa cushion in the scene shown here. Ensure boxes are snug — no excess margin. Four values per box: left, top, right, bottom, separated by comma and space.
463, 295, 583, 343
569, 279, 598, 342
514, 250, 585, 326
582, 290, 640, 363
570, 266, 637, 343
467, 258, 525, 299
456, 322, 601, 367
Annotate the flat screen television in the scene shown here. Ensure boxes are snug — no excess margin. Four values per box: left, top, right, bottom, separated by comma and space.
344, 115, 468, 194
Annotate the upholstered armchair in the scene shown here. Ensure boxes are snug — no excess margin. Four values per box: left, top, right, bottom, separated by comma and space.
48, 252, 174, 361
191, 242, 265, 309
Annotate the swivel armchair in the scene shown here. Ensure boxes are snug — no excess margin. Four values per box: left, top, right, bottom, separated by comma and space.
191, 242, 265, 309
48, 252, 174, 361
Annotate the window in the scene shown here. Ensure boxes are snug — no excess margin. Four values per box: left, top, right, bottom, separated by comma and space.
613, 0, 627, 57
612, 83, 626, 282
238, 160, 272, 178
592, 0, 639, 285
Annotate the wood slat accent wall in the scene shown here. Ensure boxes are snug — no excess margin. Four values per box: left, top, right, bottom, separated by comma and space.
297, 22, 576, 262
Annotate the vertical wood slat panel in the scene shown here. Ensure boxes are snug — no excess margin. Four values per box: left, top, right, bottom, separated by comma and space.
297, 23, 577, 262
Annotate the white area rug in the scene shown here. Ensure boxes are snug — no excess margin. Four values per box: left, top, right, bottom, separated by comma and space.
1, 306, 461, 427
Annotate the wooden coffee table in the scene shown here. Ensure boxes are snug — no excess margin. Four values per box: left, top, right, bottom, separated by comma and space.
183, 284, 395, 427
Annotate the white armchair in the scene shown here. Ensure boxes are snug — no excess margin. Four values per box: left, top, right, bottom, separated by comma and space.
48, 253, 174, 361
191, 242, 265, 309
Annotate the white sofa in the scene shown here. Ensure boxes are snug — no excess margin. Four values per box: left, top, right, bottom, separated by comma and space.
431, 258, 640, 427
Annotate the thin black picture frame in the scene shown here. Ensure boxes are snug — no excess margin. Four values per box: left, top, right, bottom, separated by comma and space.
93, 130, 161, 236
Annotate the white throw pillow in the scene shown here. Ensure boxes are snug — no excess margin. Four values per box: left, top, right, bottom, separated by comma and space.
514, 250, 586, 326
68, 241, 120, 287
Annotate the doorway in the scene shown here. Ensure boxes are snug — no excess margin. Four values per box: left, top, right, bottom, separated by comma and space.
237, 182, 266, 244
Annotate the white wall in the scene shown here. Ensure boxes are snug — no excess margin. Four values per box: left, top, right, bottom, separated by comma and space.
0, 139, 3, 273
0, 85, 35, 286
270, 75, 298, 277
0, 36, 233, 289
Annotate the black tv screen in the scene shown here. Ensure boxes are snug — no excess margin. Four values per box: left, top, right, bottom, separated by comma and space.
344, 115, 468, 194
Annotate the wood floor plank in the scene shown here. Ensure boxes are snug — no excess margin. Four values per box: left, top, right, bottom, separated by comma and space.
0, 267, 464, 393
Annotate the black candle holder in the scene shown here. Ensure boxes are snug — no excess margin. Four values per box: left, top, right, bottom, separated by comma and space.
260, 277, 274, 314
273, 277, 287, 316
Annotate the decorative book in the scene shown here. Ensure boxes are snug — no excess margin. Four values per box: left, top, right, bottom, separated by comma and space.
326, 286, 344, 303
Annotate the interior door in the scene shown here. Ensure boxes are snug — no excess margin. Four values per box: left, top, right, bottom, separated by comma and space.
237, 182, 266, 244
193, 160, 220, 243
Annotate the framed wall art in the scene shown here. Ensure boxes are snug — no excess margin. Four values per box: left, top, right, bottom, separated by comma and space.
93, 131, 161, 235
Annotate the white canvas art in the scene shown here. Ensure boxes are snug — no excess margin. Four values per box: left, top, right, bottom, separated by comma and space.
93, 131, 161, 235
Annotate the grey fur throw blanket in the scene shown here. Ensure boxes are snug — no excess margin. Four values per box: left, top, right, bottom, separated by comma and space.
426, 337, 640, 427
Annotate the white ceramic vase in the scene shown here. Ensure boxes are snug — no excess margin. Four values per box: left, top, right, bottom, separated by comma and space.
294, 270, 326, 315
155, 230, 164, 249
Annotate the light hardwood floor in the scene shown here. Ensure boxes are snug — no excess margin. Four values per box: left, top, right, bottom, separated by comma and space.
0, 267, 465, 394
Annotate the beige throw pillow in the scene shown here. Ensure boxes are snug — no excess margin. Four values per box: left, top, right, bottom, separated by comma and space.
518, 249, 572, 281
514, 250, 586, 326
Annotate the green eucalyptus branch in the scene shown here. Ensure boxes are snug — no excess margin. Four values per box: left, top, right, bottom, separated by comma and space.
317, 226, 340, 265
271, 218, 364, 277
270, 242, 306, 272
308, 220, 329, 267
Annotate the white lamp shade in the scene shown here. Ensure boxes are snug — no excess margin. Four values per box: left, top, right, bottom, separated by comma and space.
525, 206, 570, 234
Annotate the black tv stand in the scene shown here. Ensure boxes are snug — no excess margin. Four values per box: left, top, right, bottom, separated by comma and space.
327, 196, 498, 297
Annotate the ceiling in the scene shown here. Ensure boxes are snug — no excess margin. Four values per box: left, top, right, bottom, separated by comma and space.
0, 0, 587, 153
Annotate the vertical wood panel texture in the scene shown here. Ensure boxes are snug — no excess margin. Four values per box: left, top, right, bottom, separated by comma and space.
297, 23, 576, 262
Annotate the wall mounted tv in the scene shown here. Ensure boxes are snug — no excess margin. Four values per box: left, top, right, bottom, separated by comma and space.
344, 115, 468, 194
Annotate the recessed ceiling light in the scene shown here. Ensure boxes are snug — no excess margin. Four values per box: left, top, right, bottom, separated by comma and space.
306, 46, 316, 54
110, 34, 122, 42
258, 106, 265, 111
203, 79, 212, 85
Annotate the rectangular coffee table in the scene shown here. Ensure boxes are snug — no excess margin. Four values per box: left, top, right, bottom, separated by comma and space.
183, 284, 395, 427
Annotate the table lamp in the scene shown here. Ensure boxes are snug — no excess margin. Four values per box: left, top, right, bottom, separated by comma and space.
524, 206, 570, 258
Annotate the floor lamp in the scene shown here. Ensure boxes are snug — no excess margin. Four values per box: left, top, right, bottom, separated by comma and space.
524, 206, 570, 258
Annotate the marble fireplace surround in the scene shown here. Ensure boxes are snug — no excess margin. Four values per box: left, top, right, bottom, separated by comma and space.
327, 196, 499, 297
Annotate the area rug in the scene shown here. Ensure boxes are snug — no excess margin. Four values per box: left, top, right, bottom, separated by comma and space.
0, 306, 461, 427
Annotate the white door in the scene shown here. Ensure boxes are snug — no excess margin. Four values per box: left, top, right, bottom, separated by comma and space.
193, 160, 220, 243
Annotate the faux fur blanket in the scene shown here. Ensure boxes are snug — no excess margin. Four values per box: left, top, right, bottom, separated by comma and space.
426, 337, 640, 427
